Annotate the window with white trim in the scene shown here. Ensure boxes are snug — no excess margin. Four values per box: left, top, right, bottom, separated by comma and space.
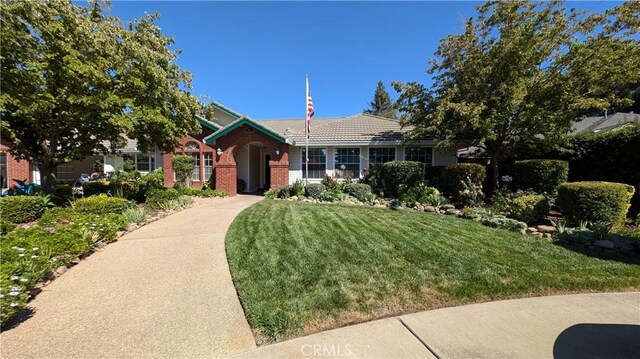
203, 153, 213, 181
404, 147, 433, 170
185, 141, 199, 150
189, 153, 200, 181
368, 147, 395, 168
302, 148, 327, 179
334, 148, 360, 179
122, 153, 155, 172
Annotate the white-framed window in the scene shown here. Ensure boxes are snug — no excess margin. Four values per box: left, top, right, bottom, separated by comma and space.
203, 153, 213, 181
185, 141, 199, 150
122, 153, 155, 172
404, 147, 433, 171
189, 153, 200, 181
302, 148, 327, 179
334, 147, 360, 179
368, 147, 395, 168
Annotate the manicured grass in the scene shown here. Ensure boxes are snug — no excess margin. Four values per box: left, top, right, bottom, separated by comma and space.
226, 200, 640, 341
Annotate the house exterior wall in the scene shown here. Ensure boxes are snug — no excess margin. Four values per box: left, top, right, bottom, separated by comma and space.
1, 142, 32, 189
286, 144, 458, 185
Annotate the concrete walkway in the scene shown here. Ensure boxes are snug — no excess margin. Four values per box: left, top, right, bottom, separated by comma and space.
233, 292, 640, 359
1, 195, 263, 359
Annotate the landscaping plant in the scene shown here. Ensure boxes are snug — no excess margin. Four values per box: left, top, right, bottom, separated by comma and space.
72, 194, 131, 215
0, 195, 48, 223
557, 182, 635, 229
172, 155, 196, 188
512, 160, 568, 195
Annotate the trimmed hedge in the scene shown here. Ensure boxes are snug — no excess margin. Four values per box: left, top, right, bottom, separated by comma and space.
145, 188, 181, 208
52, 184, 74, 206
440, 163, 486, 197
0, 196, 47, 223
278, 185, 292, 199
379, 161, 424, 197
305, 183, 326, 199
513, 160, 568, 194
557, 182, 635, 228
506, 194, 550, 225
72, 194, 131, 214
82, 181, 111, 196
343, 183, 372, 202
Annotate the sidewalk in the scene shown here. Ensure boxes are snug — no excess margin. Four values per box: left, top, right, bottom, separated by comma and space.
1, 195, 263, 359
232, 292, 640, 359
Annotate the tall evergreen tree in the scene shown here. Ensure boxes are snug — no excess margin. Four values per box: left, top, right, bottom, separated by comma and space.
364, 81, 397, 118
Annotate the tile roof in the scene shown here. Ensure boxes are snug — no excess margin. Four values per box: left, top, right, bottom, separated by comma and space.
572, 112, 639, 134
256, 113, 419, 144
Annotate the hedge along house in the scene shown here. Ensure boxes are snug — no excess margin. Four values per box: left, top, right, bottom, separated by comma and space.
162, 102, 458, 195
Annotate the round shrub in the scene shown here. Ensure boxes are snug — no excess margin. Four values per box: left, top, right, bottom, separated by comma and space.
82, 181, 111, 196
305, 183, 326, 199
379, 161, 424, 197
557, 181, 635, 228
145, 188, 181, 208
72, 194, 131, 214
0, 196, 47, 223
278, 185, 292, 199
401, 183, 440, 204
343, 183, 372, 202
440, 163, 486, 197
505, 194, 550, 224
172, 155, 195, 187
513, 159, 568, 194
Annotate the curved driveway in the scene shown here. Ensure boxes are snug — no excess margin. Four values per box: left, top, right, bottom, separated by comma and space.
1, 195, 262, 358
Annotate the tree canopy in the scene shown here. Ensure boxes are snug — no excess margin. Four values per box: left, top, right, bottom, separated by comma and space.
364, 81, 397, 119
0, 0, 201, 189
393, 0, 640, 189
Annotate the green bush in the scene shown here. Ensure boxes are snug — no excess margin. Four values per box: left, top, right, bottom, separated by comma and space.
172, 155, 195, 187
305, 183, 326, 199
292, 180, 305, 197
72, 194, 131, 214
52, 184, 74, 206
39, 207, 128, 242
378, 161, 424, 197
237, 178, 247, 193
0, 196, 47, 223
440, 163, 486, 198
343, 183, 372, 202
482, 215, 527, 232
278, 185, 292, 199
401, 183, 440, 204
145, 188, 181, 208
362, 164, 384, 194
557, 182, 635, 228
122, 207, 149, 224
82, 181, 111, 196
505, 194, 550, 224
197, 189, 227, 198
264, 188, 278, 199
1, 220, 16, 234
513, 160, 568, 194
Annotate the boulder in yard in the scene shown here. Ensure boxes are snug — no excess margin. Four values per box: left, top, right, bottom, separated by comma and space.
536, 225, 556, 233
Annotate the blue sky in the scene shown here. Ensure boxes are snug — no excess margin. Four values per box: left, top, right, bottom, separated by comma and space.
106, 1, 619, 119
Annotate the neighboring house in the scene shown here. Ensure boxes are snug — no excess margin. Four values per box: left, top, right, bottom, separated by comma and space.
571, 112, 639, 134
1, 101, 458, 195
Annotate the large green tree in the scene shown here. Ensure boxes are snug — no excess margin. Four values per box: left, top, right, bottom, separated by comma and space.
0, 0, 201, 190
393, 0, 640, 190
364, 80, 397, 118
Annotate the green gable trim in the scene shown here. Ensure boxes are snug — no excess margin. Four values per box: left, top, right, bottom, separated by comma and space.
204, 117, 289, 144
196, 115, 221, 132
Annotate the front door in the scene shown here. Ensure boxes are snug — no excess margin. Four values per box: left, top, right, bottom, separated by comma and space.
264, 154, 271, 189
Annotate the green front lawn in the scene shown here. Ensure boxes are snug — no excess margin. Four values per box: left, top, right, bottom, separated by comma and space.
226, 200, 640, 341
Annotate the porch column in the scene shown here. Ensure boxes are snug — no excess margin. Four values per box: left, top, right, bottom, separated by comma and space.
215, 163, 237, 196
162, 152, 175, 187
269, 162, 289, 188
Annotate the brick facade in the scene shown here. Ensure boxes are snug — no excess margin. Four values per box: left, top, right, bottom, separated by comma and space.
163, 124, 289, 195
1, 142, 32, 188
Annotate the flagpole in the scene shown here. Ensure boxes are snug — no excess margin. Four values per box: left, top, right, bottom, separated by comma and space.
305, 75, 309, 185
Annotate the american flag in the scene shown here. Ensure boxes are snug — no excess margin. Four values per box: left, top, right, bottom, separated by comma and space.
306, 76, 314, 139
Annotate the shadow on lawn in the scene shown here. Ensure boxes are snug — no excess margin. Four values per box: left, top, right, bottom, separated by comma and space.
554, 241, 640, 265
553, 323, 640, 359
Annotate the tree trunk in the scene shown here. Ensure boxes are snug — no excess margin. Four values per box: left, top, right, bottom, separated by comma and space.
38, 161, 58, 193
490, 153, 500, 194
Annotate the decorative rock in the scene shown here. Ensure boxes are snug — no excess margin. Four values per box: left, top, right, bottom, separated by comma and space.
374, 204, 386, 209
441, 204, 456, 211
290, 196, 298, 201
416, 205, 425, 211
536, 225, 556, 234
127, 224, 138, 232
526, 227, 538, 234
55, 266, 68, 276
534, 232, 544, 237
424, 206, 437, 212
543, 233, 553, 239
594, 240, 615, 249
